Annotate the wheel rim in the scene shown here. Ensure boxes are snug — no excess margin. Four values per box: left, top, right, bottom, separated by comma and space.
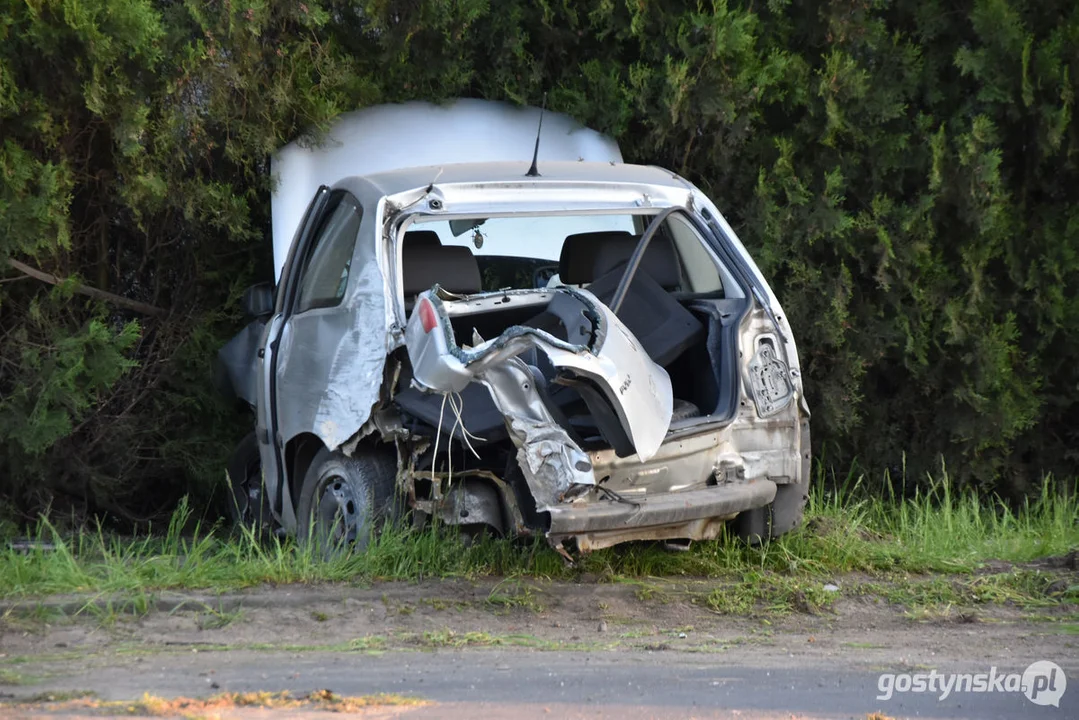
313, 475, 362, 557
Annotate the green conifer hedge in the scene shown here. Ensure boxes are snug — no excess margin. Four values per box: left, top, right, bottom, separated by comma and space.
1, 1, 1075, 521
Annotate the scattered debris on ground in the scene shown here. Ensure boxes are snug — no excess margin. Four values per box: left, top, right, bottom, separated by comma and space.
2, 690, 424, 718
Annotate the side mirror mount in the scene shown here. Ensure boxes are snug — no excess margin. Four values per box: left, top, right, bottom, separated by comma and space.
241, 282, 275, 319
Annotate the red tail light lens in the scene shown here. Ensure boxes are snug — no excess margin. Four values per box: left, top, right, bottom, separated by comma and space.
418, 298, 438, 334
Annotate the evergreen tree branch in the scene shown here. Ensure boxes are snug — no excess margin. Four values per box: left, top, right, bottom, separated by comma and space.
6, 259, 168, 318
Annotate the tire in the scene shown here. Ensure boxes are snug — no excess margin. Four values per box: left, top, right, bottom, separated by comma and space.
670, 399, 701, 422
734, 480, 807, 544
296, 447, 397, 559
226, 431, 274, 536
770, 480, 808, 536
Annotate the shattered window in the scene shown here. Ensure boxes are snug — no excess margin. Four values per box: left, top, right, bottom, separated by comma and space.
296, 192, 362, 312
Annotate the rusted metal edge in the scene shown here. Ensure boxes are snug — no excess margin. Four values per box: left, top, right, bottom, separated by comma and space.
547, 479, 777, 535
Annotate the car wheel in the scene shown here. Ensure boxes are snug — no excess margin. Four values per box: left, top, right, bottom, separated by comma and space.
296, 447, 397, 559
226, 431, 274, 535
734, 481, 807, 544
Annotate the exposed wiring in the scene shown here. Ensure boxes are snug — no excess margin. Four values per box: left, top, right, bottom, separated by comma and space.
431, 392, 448, 486
447, 391, 484, 458
430, 389, 486, 491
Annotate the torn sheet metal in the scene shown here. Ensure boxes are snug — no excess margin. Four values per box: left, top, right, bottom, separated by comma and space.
273, 208, 389, 453
480, 360, 595, 511
404, 286, 674, 462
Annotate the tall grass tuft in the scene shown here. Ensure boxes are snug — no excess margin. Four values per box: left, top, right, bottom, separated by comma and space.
1, 467, 1075, 599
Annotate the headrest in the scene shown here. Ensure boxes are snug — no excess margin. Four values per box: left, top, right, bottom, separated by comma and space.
402, 242, 482, 296
402, 230, 442, 248
559, 231, 636, 285
593, 233, 681, 289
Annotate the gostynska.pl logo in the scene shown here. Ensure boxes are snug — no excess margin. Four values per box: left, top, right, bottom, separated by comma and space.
877, 660, 1066, 707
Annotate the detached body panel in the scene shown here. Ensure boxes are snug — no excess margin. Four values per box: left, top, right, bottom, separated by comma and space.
405, 287, 673, 462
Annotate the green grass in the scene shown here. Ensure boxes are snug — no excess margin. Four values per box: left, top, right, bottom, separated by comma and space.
701, 571, 841, 615
0, 668, 42, 685
0, 467, 1075, 601
484, 577, 545, 612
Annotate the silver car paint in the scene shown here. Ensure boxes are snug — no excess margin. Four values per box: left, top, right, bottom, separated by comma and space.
256, 181, 392, 529
258, 162, 807, 540
403, 286, 674, 462
480, 358, 597, 511
401, 283, 676, 512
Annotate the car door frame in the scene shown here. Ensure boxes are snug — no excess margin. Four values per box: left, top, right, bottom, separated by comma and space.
256, 185, 332, 522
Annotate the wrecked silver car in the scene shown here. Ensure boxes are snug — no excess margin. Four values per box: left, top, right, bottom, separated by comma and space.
217, 99, 811, 554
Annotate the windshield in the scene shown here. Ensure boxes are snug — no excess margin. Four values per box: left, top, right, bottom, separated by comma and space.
401, 214, 636, 294
398, 211, 738, 300
412, 214, 636, 260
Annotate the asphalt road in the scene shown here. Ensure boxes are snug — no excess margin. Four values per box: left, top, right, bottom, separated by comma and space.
3, 578, 1073, 719
8, 648, 1070, 719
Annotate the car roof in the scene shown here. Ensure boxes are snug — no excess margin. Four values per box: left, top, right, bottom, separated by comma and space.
344, 161, 689, 198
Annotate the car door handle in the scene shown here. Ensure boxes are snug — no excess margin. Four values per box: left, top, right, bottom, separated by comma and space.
257, 349, 265, 358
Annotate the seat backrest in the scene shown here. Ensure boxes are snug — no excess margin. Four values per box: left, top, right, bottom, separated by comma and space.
403, 230, 443, 249
590, 233, 682, 290
559, 230, 683, 290
559, 231, 636, 285
402, 232, 482, 296
582, 233, 703, 367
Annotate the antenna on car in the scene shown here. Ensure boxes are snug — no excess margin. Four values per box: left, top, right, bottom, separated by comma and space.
525, 93, 547, 178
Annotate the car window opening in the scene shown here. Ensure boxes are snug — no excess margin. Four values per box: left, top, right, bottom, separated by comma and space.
396, 211, 751, 439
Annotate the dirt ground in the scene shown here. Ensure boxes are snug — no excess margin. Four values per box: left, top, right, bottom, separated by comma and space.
1, 575, 1076, 718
